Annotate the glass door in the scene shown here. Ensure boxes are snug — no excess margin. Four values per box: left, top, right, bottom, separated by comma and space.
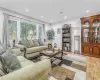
82, 21, 90, 43
92, 19, 100, 43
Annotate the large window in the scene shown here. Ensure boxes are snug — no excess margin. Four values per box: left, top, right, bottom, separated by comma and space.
8, 20, 17, 44
20, 21, 36, 40
8, 16, 44, 43
38, 24, 44, 41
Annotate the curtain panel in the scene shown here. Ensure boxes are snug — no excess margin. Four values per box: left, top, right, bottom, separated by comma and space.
2, 13, 9, 50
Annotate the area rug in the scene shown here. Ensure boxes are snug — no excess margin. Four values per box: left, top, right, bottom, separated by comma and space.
31, 54, 86, 80
49, 66, 75, 80
71, 63, 86, 72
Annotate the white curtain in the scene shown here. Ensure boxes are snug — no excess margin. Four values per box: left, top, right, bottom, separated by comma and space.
2, 13, 9, 50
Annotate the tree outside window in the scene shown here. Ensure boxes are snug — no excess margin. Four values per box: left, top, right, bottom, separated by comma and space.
20, 22, 36, 40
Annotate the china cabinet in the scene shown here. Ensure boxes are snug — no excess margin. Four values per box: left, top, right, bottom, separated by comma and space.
62, 24, 71, 52
81, 14, 100, 57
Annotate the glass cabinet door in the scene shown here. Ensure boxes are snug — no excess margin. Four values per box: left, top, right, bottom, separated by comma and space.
82, 28, 90, 43
82, 21, 90, 43
92, 19, 100, 43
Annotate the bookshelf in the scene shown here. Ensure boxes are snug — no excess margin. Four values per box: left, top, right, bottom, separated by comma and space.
62, 24, 71, 52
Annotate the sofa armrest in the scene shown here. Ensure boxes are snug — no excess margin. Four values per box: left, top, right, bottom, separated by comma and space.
15, 44, 27, 57
0, 59, 51, 80
15, 44, 26, 50
12, 48, 24, 56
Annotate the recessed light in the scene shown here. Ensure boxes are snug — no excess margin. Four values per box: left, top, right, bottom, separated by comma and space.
25, 9, 28, 12
41, 16, 43, 18
64, 16, 67, 19
51, 20, 52, 22
86, 10, 89, 13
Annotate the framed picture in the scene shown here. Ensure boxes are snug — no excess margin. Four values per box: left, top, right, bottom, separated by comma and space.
57, 28, 61, 34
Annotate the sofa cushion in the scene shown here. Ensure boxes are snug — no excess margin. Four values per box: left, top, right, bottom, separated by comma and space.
27, 46, 47, 53
19, 40, 31, 48
17, 56, 28, 62
17, 56, 34, 67
38, 39, 44, 46
0, 50, 21, 73
28, 40, 35, 47
33, 39, 39, 47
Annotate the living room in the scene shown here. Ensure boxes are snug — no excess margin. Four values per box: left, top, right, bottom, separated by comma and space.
0, 0, 100, 80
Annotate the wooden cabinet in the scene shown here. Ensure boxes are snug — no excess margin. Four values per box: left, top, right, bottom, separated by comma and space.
62, 24, 71, 52
81, 14, 100, 57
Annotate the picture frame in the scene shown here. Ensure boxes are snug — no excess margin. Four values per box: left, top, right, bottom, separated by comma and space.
57, 28, 61, 34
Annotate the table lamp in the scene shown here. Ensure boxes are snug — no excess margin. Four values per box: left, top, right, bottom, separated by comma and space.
12, 31, 16, 47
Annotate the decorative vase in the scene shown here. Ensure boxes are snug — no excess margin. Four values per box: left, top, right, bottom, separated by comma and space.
48, 43, 52, 50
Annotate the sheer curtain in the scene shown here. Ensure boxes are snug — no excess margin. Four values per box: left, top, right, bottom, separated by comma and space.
2, 13, 9, 50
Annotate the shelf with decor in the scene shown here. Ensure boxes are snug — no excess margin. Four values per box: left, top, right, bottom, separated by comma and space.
62, 24, 71, 52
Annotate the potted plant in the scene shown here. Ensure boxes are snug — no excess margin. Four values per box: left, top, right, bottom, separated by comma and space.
46, 29, 55, 49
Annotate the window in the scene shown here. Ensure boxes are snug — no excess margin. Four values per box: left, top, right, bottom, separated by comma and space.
38, 24, 44, 41
8, 16, 44, 42
39, 26, 42, 39
8, 20, 17, 44
20, 21, 36, 40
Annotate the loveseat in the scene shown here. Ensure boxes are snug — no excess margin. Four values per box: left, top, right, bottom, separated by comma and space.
16, 39, 48, 59
0, 48, 51, 80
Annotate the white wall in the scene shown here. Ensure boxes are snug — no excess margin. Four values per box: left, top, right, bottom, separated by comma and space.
51, 18, 81, 53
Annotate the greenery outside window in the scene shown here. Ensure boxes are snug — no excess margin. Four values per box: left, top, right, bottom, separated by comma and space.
20, 21, 36, 40
8, 20, 17, 44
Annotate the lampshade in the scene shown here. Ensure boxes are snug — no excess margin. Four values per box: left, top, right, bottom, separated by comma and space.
12, 31, 16, 40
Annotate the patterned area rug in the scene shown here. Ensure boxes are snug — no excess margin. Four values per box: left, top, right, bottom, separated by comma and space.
70, 63, 86, 72
32, 54, 86, 80
49, 66, 75, 80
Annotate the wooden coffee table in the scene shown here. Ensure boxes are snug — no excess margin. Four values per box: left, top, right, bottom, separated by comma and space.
40, 49, 63, 64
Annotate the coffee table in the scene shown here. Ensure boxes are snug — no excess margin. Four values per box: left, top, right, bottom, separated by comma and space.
40, 49, 63, 64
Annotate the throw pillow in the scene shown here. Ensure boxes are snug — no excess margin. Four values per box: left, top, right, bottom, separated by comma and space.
38, 39, 44, 46
33, 39, 39, 47
19, 40, 31, 48
0, 50, 21, 73
28, 40, 35, 47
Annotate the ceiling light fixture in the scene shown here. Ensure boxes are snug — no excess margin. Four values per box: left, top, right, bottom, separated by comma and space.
41, 16, 43, 18
26, 9, 29, 12
51, 20, 52, 22
64, 16, 67, 19
86, 10, 89, 13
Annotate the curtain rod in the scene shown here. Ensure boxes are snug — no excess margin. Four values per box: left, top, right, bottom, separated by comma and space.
3, 13, 45, 25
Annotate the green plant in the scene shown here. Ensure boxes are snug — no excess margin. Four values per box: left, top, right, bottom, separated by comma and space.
46, 29, 55, 43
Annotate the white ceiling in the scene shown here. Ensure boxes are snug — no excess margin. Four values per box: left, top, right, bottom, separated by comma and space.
0, 0, 100, 23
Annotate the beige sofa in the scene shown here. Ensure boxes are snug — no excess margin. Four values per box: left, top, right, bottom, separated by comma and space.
0, 49, 51, 80
16, 39, 48, 59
